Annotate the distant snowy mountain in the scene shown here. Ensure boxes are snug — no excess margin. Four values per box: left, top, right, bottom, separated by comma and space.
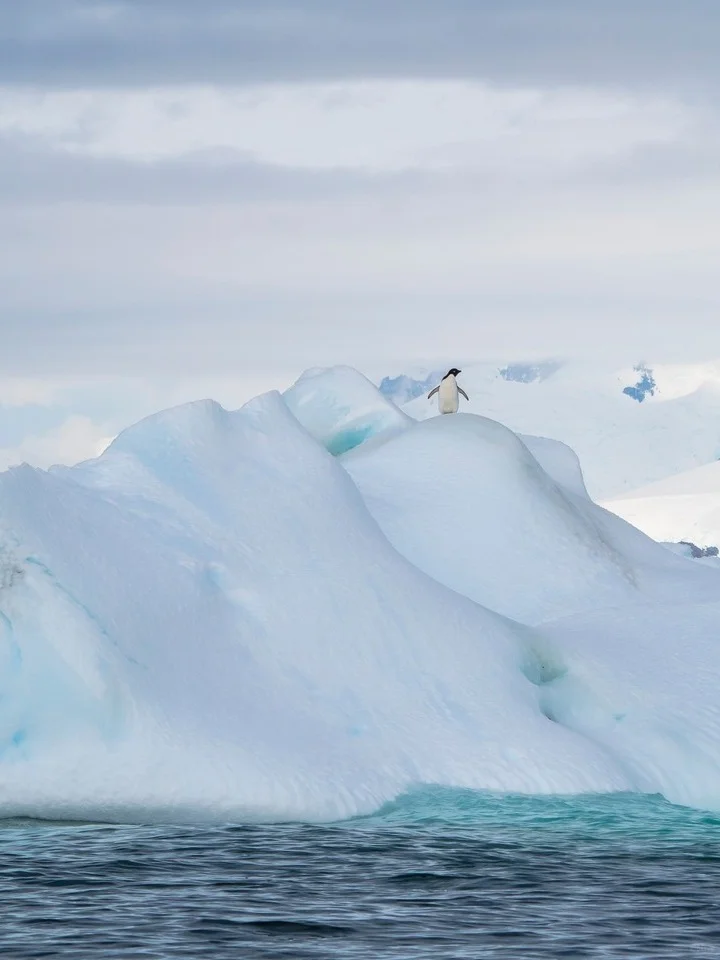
378, 370, 443, 406
390, 358, 720, 500
498, 361, 563, 384
3, 364, 720, 820
605, 460, 720, 550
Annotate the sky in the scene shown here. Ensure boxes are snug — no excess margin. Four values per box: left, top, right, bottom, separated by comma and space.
1, 0, 720, 468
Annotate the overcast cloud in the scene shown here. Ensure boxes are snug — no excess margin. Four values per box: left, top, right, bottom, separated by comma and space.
0, 1, 719, 466
2, 1, 719, 89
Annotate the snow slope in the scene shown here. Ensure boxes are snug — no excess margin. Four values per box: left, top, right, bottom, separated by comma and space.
605, 460, 720, 549
402, 359, 720, 499
2, 365, 720, 821
342, 413, 718, 624
535, 601, 720, 811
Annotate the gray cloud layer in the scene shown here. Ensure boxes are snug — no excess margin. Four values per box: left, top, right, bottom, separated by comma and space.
1, 1, 719, 383
0, 133, 405, 205
2, 125, 718, 209
2, 1, 719, 89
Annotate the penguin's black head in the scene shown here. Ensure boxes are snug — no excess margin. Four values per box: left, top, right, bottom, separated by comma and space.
444, 367, 462, 378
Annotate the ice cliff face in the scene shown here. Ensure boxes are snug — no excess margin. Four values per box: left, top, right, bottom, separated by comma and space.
1, 366, 720, 822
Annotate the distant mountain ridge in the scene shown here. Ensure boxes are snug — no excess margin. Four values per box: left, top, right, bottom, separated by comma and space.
378, 371, 443, 405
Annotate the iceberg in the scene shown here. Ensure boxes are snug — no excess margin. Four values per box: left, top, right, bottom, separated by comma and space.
1, 367, 720, 822
283, 365, 411, 455
342, 412, 717, 624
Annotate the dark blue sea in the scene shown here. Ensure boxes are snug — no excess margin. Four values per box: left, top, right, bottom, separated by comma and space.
2, 789, 720, 959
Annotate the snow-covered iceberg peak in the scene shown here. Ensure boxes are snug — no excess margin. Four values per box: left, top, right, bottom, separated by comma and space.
0, 389, 634, 822
2, 368, 720, 822
283, 365, 412, 455
343, 412, 716, 624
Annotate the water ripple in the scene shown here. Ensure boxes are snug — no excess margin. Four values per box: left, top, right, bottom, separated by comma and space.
1, 790, 720, 958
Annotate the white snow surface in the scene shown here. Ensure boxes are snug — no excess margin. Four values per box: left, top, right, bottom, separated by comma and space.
605, 461, 720, 550
342, 414, 718, 624
403, 359, 720, 500
2, 366, 720, 822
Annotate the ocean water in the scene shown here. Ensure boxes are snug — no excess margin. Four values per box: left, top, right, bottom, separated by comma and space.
2, 789, 720, 959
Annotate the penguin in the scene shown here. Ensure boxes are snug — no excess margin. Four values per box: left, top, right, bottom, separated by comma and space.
427, 368, 469, 414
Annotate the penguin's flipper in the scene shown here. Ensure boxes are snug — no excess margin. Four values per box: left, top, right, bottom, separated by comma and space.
458, 387, 469, 401
427, 386, 439, 399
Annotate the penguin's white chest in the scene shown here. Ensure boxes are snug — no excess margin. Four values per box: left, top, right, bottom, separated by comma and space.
438, 376, 459, 414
